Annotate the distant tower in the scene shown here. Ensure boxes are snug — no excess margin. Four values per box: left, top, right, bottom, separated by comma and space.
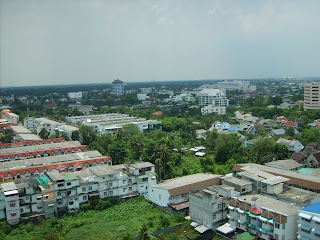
112, 79, 124, 96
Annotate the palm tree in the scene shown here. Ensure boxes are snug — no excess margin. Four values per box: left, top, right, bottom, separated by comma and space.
152, 144, 171, 180
137, 224, 152, 240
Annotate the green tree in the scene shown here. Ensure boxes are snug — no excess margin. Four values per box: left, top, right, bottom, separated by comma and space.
251, 138, 276, 163
71, 130, 80, 141
214, 133, 244, 163
137, 224, 152, 240
39, 128, 49, 139
108, 140, 127, 164
79, 126, 96, 145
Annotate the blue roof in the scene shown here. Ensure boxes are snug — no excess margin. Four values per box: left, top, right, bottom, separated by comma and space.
301, 202, 320, 214
228, 127, 239, 131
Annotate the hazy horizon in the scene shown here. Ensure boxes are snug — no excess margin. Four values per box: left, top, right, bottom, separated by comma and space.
1, 0, 320, 87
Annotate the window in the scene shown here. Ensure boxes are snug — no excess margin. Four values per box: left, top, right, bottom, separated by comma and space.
20, 208, 24, 213
159, 194, 161, 200
241, 188, 246, 192
104, 192, 107, 196
37, 196, 42, 200
129, 179, 132, 184
58, 201, 62, 205
109, 191, 113, 196
9, 203, 16, 207
275, 223, 280, 229
83, 196, 87, 201
123, 188, 126, 192
129, 187, 132, 191
11, 213, 16, 217
58, 183, 64, 187
218, 204, 222, 209
38, 204, 43, 209
282, 224, 285, 230
57, 192, 61, 196
123, 180, 126, 184
213, 214, 216, 219
89, 186, 93, 191
108, 182, 112, 187
82, 187, 86, 192
66, 191, 71, 196
302, 217, 311, 223
67, 182, 71, 186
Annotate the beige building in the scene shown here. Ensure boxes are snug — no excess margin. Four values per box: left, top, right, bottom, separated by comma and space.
304, 83, 320, 110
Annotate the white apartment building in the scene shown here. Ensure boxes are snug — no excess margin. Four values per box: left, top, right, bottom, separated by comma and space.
226, 194, 301, 240
66, 113, 161, 135
201, 105, 226, 115
112, 79, 124, 96
298, 202, 320, 240
148, 173, 221, 208
23, 117, 37, 131
217, 80, 256, 92
189, 185, 238, 229
0, 162, 156, 225
1, 110, 19, 124
304, 83, 320, 110
197, 89, 229, 106
67, 92, 82, 100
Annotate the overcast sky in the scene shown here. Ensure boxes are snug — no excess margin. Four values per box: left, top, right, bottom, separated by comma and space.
1, 0, 320, 87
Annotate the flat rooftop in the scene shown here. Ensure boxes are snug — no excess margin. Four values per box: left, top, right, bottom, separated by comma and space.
278, 188, 319, 203
222, 176, 252, 186
10, 125, 31, 134
16, 134, 42, 141
89, 164, 117, 176
236, 194, 301, 216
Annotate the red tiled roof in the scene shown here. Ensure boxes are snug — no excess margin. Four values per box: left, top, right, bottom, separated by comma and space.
0, 157, 112, 178
0, 138, 65, 149
250, 207, 262, 215
152, 111, 163, 116
169, 201, 189, 210
0, 145, 88, 160
284, 121, 296, 127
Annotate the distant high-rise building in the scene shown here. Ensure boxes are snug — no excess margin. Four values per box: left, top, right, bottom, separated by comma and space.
112, 79, 124, 96
304, 83, 320, 110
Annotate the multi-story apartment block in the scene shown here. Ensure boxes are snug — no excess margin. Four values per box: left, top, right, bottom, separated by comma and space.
201, 105, 226, 115
0, 162, 156, 225
197, 89, 229, 106
112, 79, 124, 96
189, 185, 238, 229
1, 109, 19, 124
217, 80, 256, 92
224, 194, 301, 240
304, 83, 320, 110
298, 202, 320, 240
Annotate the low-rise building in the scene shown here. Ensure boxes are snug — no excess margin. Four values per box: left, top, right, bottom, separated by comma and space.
298, 202, 320, 240
148, 173, 221, 209
201, 105, 226, 115
277, 138, 304, 152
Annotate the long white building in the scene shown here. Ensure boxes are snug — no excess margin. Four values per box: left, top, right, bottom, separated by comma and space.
0, 162, 156, 225
197, 89, 229, 106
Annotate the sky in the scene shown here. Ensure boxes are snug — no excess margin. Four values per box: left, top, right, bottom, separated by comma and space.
1, 0, 320, 87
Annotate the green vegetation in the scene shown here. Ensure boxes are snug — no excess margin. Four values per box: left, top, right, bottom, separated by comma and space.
0, 197, 187, 240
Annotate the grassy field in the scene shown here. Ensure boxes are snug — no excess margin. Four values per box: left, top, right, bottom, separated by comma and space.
1, 197, 192, 240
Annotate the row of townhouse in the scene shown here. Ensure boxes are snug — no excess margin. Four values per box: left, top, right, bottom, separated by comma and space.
0, 162, 156, 225
0, 138, 66, 149
0, 151, 112, 181
0, 141, 83, 161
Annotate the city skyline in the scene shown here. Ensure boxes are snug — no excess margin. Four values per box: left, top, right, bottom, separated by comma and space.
1, 0, 320, 87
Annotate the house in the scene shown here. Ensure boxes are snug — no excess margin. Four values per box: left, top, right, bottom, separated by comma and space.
298, 202, 320, 240
276, 116, 288, 124
306, 152, 320, 168
282, 121, 297, 128
265, 159, 303, 171
270, 129, 286, 137
211, 121, 231, 130
147, 173, 221, 209
263, 119, 278, 130
276, 138, 304, 152
195, 129, 207, 139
